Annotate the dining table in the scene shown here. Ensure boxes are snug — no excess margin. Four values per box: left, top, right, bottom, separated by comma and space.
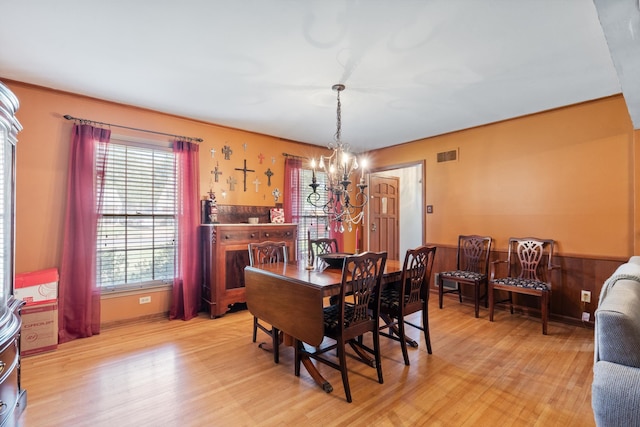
244, 258, 402, 393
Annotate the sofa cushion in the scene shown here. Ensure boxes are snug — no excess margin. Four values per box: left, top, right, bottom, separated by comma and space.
592, 361, 640, 427
596, 275, 640, 368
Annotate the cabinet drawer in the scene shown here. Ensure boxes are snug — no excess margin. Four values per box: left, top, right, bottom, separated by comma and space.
261, 228, 295, 241
219, 229, 260, 244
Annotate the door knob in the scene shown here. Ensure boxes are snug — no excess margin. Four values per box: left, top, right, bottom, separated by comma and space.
371, 223, 377, 232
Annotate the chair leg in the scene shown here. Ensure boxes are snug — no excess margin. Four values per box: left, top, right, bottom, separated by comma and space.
541, 291, 549, 335
397, 315, 410, 366
372, 329, 384, 384
294, 339, 301, 377
337, 342, 352, 403
438, 275, 444, 309
422, 303, 432, 354
474, 282, 480, 318
252, 316, 258, 342
273, 327, 280, 364
509, 292, 514, 314
489, 284, 495, 322
483, 281, 489, 308
457, 282, 462, 303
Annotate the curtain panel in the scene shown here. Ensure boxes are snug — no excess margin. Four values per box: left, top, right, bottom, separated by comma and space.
58, 124, 110, 343
170, 140, 202, 320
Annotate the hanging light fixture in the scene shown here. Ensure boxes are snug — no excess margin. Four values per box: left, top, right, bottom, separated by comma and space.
307, 84, 368, 233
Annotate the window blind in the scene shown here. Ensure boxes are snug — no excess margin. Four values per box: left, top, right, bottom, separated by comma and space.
97, 142, 176, 290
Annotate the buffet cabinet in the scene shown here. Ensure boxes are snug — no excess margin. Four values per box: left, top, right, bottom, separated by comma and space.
0, 82, 27, 424
201, 223, 297, 318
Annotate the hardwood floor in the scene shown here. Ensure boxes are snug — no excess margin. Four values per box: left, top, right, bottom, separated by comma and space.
17, 299, 596, 426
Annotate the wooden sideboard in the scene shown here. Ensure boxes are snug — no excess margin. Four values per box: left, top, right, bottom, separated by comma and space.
201, 223, 297, 318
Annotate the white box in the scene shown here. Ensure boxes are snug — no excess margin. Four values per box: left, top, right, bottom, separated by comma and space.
15, 268, 58, 305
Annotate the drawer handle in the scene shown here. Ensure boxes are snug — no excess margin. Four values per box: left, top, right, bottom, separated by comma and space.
224, 235, 231, 239
264, 233, 269, 237
251, 233, 256, 238
0, 361, 5, 376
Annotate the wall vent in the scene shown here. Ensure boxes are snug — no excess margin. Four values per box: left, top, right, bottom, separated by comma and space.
437, 149, 458, 163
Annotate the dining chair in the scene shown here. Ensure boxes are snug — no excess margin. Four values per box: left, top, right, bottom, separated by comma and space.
377, 245, 437, 365
308, 230, 339, 266
488, 237, 559, 335
248, 241, 289, 363
295, 251, 388, 403
437, 235, 492, 318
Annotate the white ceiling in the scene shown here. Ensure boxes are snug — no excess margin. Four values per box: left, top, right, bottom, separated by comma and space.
0, 1, 626, 151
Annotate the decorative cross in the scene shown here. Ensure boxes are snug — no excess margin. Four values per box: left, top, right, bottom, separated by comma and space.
242, 142, 248, 152
222, 145, 233, 160
211, 162, 222, 183
264, 168, 274, 186
235, 159, 255, 192
252, 178, 261, 192
271, 156, 276, 164
210, 148, 216, 158
272, 188, 281, 203
258, 153, 265, 164
226, 175, 237, 191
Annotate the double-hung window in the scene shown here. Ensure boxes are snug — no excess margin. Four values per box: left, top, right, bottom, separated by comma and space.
97, 138, 176, 291
292, 168, 331, 257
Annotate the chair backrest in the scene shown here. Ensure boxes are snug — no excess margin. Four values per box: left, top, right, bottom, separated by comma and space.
338, 251, 387, 337
457, 235, 492, 275
401, 245, 437, 311
248, 241, 288, 267
506, 237, 555, 282
308, 230, 339, 265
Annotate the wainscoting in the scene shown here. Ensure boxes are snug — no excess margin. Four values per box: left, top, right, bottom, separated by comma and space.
431, 244, 626, 326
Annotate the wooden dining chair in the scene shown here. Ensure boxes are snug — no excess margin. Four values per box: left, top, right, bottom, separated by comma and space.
295, 251, 387, 403
248, 241, 288, 363
437, 235, 492, 318
308, 230, 339, 266
488, 237, 559, 335
377, 245, 437, 365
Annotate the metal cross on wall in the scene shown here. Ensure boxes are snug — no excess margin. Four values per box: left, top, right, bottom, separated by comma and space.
258, 153, 265, 164
222, 145, 233, 160
235, 159, 255, 192
226, 175, 237, 191
252, 178, 261, 192
211, 162, 222, 182
264, 168, 274, 186
210, 148, 216, 158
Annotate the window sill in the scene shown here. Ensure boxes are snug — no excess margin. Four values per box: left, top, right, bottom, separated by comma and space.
100, 283, 172, 299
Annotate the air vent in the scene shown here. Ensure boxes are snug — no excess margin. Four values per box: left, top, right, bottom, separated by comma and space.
437, 149, 458, 163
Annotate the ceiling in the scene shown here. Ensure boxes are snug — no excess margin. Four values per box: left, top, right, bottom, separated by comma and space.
0, 1, 631, 152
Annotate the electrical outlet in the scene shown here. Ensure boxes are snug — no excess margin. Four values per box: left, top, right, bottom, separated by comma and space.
581, 290, 591, 303
582, 312, 590, 322
139, 296, 151, 304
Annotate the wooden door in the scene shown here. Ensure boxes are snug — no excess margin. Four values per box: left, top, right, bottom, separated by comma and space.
369, 175, 399, 260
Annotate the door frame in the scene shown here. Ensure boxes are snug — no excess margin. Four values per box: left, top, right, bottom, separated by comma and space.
364, 160, 426, 258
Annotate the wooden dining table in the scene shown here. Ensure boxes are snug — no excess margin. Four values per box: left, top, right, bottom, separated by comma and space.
244, 258, 402, 393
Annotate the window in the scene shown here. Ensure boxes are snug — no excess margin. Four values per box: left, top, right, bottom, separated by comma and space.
97, 140, 176, 291
293, 168, 331, 258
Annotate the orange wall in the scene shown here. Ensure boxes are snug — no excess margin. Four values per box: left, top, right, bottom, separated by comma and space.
368, 95, 634, 257
6, 80, 326, 323
5, 80, 636, 324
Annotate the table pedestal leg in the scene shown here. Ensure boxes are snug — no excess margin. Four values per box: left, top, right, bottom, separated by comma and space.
301, 356, 333, 393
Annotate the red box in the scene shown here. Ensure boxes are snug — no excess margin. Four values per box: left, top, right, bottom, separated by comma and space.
15, 268, 58, 305
21, 302, 58, 356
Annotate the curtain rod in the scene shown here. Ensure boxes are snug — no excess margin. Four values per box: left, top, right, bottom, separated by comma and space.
63, 114, 204, 143
282, 152, 308, 160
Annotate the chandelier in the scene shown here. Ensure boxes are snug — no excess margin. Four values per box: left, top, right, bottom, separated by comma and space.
307, 84, 368, 233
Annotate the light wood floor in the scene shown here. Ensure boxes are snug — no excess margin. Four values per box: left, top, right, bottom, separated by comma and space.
17, 299, 596, 427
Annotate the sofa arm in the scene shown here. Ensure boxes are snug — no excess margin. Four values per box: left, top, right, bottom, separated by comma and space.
593, 361, 640, 426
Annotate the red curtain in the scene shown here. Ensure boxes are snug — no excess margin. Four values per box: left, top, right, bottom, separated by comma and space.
284, 157, 302, 224
58, 124, 110, 343
170, 140, 202, 320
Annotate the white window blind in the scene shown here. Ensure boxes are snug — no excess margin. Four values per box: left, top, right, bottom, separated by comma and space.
293, 168, 331, 258
97, 141, 176, 290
